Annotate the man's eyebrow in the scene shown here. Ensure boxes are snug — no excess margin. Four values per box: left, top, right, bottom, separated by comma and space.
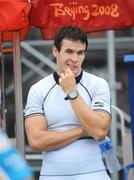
64, 49, 75, 53
79, 49, 85, 52
65, 49, 85, 52
77, 50, 86, 54
65, 48, 73, 51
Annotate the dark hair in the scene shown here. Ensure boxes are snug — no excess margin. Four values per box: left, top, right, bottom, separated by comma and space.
53, 26, 88, 52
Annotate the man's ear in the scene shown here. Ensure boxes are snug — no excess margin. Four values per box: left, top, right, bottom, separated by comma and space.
52, 45, 59, 58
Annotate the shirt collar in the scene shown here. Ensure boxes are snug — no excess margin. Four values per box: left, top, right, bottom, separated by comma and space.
53, 71, 83, 84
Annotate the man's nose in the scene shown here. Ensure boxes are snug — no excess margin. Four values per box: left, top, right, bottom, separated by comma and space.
71, 53, 78, 62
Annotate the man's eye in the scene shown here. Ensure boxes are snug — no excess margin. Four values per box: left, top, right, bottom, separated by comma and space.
66, 50, 73, 54
78, 51, 85, 56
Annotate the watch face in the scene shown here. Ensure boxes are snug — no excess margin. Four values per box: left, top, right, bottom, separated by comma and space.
68, 90, 78, 99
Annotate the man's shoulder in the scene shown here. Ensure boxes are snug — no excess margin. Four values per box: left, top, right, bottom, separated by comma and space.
30, 73, 56, 93
83, 71, 106, 83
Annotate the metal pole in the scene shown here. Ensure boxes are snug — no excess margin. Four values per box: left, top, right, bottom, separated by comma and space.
0, 50, 6, 130
107, 30, 118, 180
0, 32, 6, 130
12, 31, 25, 156
107, 30, 117, 145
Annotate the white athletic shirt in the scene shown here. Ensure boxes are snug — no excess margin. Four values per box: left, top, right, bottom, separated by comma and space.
24, 71, 111, 176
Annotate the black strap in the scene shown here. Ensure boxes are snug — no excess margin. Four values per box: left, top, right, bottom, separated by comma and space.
79, 136, 93, 140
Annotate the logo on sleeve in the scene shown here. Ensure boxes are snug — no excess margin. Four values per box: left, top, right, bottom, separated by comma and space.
93, 102, 105, 107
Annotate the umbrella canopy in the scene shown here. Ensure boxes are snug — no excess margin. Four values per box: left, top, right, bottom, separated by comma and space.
0, 0, 134, 40
29, 0, 134, 39
0, 0, 31, 41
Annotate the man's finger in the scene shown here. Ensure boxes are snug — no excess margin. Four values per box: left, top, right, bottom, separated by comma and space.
60, 72, 66, 79
66, 68, 73, 75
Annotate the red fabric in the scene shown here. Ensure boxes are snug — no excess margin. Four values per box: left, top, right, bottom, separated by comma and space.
1, 2, 31, 41
0, 0, 31, 33
2, 23, 30, 42
29, 0, 134, 39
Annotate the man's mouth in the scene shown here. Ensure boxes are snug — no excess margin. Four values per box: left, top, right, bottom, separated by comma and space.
67, 64, 77, 69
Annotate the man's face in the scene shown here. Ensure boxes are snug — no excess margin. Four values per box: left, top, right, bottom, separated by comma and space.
52, 39, 86, 77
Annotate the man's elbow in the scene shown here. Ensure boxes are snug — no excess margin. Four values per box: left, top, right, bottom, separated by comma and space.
94, 129, 108, 141
28, 139, 42, 152
28, 138, 52, 152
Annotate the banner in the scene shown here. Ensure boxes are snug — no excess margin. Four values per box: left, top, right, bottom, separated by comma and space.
29, 0, 134, 39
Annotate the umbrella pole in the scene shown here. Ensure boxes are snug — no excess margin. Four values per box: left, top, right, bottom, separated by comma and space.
0, 32, 6, 130
13, 31, 25, 156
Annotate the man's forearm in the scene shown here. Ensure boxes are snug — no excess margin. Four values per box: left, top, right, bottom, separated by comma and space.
29, 127, 84, 152
70, 95, 110, 140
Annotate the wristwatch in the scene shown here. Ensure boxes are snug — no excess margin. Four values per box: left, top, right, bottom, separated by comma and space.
65, 90, 79, 100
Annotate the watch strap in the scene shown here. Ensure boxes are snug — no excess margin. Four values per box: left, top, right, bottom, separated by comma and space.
64, 96, 69, 100
64, 90, 79, 101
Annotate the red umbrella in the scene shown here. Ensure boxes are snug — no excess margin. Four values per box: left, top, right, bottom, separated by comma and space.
0, 0, 31, 155
0, 0, 31, 41
29, 0, 134, 39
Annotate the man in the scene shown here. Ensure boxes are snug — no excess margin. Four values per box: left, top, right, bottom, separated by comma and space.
24, 26, 111, 180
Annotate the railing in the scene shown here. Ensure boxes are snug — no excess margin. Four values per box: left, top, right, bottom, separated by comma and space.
111, 105, 131, 180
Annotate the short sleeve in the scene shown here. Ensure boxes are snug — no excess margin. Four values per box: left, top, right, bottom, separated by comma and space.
24, 85, 44, 118
91, 79, 111, 115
